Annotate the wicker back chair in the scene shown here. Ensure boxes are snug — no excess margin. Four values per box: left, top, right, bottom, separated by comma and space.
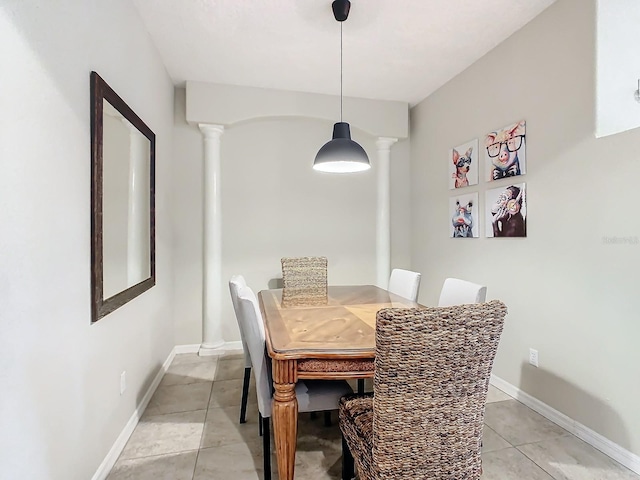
339, 300, 507, 480
281, 256, 328, 306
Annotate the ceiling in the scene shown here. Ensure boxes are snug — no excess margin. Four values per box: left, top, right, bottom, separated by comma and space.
132, 0, 556, 106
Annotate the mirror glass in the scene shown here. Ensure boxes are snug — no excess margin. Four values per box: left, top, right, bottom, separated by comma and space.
91, 72, 155, 322
102, 100, 151, 298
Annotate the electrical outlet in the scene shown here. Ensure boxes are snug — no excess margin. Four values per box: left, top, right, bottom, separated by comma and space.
529, 348, 539, 367
120, 371, 127, 395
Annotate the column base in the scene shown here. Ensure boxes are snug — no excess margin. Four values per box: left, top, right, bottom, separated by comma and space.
198, 341, 226, 356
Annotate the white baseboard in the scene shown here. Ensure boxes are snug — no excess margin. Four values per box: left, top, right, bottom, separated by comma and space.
175, 342, 243, 355
92, 340, 242, 480
490, 374, 640, 475
91, 350, 175, 480
222, 340, 243, 353
174, 343, 201, 354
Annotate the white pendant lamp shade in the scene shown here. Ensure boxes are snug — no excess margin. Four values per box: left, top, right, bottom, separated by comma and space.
313, 0, 370, 174
313, 122, 370, 173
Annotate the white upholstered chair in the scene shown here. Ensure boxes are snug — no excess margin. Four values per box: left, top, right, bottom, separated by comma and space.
237, 285, 353, 480
228, 275, 255, 424
388, 268, 422, 302
356, 268, 422, 395
437, 277, 487, 306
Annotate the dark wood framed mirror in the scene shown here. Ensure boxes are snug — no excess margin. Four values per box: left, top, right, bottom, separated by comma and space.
90, 71, 155, 323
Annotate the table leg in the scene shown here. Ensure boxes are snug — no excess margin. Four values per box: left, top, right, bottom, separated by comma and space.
272, 359, 298, 480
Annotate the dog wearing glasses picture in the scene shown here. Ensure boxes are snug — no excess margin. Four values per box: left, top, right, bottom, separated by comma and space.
449, 139, 478, 189
485, 120, 526, 181
450, 192, 479, 238
486, 183, 527, 238
452, 147, 473, 188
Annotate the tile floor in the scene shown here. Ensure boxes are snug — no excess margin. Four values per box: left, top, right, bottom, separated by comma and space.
107, 352, 640, 480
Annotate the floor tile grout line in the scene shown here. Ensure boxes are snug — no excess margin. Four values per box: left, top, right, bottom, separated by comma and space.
198, 362, 218, 450
117, 448, 201, 463
131, 355, 637, 479
191, 377, 216, 480
484, 399, 569, 480
514, 443, 566, 480
512, 432, 571, 449
514, 432, 640, 480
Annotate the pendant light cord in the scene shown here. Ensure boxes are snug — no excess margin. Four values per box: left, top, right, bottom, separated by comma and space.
340, 21, 343, 122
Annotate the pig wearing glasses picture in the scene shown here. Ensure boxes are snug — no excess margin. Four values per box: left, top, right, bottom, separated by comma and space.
485, 120, 526, 181
449, 138, 478, 189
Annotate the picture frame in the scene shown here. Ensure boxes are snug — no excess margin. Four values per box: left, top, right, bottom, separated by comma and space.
449, 138, 479, 189
450, 192, 479, 238
485, 183, 527, 238
485, 120, 526, 181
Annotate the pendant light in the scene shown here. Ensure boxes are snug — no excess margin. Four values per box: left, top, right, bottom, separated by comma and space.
313, 0, 371, 173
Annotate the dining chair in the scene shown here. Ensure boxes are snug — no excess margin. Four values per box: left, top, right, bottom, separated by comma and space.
339, 301, 508, 480
237, 284, 353, 480
281, 256, 328, 306
437, 277, 487, 306
357, 268, 421, 395
228, 275, 255, 424
387, 268, 421, 302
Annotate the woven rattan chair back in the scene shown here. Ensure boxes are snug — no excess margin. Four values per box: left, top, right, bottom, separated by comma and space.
371, 301, 507, 479
281, 256, 328, 306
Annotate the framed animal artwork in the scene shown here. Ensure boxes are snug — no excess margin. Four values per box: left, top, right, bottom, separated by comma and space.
485, 183, 527, 238
449, 138, 479, 189
485, 120, 526, 181
450, 192, 479, 238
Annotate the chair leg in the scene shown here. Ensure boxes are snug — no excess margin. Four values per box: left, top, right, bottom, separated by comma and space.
259, 412, 263, 436
240, 367, 251, 424
263, 416, 271, 480
357, 379, 365, 394
324, 410, 332, 426
342, 434, 354, 480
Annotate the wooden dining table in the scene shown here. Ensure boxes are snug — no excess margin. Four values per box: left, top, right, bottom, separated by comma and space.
258, 285, 422, 480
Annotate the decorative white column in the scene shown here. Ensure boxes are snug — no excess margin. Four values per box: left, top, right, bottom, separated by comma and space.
375, 137, 398, 289
199, 124, 226, 355
126, 125, 149, 285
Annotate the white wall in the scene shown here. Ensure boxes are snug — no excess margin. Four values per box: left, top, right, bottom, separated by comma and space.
410, 0, 640, 456
172, 88, 411, 345
596, 0, 640, 137
0, 2, 175, 479
186, 82, 409, 139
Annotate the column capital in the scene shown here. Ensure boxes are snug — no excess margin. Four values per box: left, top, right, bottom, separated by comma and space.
375, 137, 398, 151
199, 123, 225, 139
